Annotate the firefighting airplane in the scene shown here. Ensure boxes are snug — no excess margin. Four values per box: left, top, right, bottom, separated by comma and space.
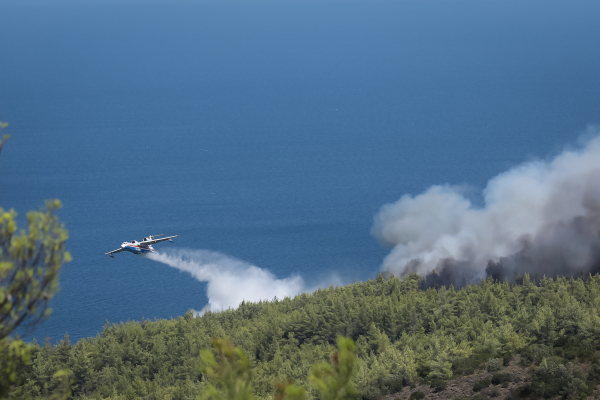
105, 234, 179, 258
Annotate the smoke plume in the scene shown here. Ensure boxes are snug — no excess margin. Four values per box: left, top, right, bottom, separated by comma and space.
147, 249, 306, 314
372, 130, 600, 286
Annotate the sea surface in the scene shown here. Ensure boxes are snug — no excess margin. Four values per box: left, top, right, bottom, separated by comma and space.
1, 0, 599, 342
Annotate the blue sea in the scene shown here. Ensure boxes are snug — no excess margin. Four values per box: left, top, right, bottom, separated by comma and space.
1, 0, 599, 342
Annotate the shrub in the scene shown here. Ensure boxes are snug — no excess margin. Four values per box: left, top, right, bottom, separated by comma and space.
564, 348, 578, 360
362, 374, 405, 399
428, 359, 452, 382
588, 359, 600, 382
379, 375, 404, 395
489, 387, 500, 397
521, 345, 552, 366
530, 357, 590, 399
431, 380, 446, 393
452, 357, 478, 377
487, 358, 502, 373
491, 373, 512, 385
577, 339, 595, 361
553, 347, 564, 358
473, 379, 491, 392
505, 385, 532, 400
361, 385, 382, 400
555, 337, 595, 362
409, 391, 425, 400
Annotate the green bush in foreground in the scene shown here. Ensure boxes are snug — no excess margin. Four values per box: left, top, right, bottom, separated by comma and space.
199, 338, 257, 400
0, 121, 72, 400
201, 337, 357, 400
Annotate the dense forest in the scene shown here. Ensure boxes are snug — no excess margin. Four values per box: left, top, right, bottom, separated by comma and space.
8, 273, 600, 400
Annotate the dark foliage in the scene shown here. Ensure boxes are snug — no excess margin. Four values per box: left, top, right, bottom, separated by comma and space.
408, 391, 424, 400
491, 373, 512, 385
430, 380, 446, 393
473, 379, 491, 392
530, 357, 592, 399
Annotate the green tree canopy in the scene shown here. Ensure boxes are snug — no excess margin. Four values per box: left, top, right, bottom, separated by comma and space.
0, 120, 71, 398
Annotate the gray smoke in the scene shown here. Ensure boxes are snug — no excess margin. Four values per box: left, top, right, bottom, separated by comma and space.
372, 129, 600, 286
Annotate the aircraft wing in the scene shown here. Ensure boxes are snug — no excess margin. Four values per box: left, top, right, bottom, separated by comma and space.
106, 248, 124, 258
139, 235, 178, 246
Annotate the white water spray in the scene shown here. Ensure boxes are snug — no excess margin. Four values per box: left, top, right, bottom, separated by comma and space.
147, 249, 306, 314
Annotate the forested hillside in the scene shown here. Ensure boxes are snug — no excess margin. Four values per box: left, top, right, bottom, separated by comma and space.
9, 273, 600, 400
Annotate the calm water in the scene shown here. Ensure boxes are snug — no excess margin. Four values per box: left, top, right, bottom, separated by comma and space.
1, 0, 599, 342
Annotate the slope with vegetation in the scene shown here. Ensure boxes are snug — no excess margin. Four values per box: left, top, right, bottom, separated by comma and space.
8, 272, 600, 400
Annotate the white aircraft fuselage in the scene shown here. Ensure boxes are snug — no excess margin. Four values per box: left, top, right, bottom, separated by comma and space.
106, 234, 178, 258
120, 241, 155, 255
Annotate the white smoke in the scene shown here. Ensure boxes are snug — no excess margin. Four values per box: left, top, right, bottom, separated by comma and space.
147, 249, 307, 314
372, 129, 600, 283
